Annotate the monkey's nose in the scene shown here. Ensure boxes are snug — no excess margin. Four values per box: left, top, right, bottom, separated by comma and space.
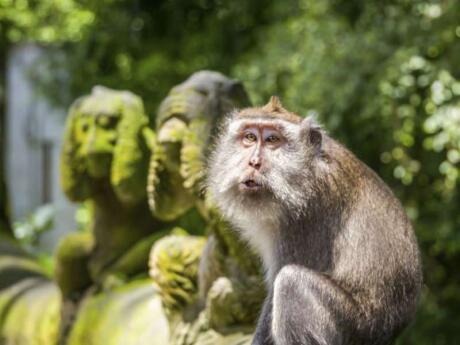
249, 157, 261, 170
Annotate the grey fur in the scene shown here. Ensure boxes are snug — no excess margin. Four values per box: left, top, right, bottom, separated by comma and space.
207, 113, 422, 345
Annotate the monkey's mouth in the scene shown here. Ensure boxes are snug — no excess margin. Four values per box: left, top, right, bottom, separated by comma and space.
239, 178, 263, 192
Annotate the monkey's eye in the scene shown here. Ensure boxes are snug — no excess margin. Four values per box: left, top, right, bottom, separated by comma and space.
265, 135, 280, 143
243, 132, 257, 143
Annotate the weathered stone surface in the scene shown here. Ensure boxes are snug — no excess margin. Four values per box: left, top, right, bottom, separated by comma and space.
149, 234, 206, 314
148, 71, 264, 345
154, 220, 264, 345
0, 278, 60, 345
54, 232, 93, 298
148, 70, 250, 221
103, 228, 172, 283
59, 85, 166, 280
0, 237, 46, 291
0, 73, 266, 345
67, 279, 168, 345
0, 255, 45, 291
0, 237, 58, 344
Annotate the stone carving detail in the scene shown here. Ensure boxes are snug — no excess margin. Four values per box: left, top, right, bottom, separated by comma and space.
148, 71, 264, 345
60, 86, 164, 281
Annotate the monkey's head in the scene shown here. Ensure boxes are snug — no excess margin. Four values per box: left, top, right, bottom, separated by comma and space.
60, 86, 150, 204
207, 96, 324, 221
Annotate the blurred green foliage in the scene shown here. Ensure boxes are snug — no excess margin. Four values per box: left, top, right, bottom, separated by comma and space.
1, 0, 460, 343
0, 0, 94, 43
11, 204, 55, 276
13, 204, 54, 249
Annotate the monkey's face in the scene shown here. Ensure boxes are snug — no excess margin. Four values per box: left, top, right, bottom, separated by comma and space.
234, 123, 287, 194
208, 115, 319, 219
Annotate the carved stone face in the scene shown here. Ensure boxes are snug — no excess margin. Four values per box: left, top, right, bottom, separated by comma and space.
61, 86, 149, 204
75, 112, 120, 178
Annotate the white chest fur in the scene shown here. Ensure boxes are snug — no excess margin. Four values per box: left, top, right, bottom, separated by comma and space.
232, 210, 279, 282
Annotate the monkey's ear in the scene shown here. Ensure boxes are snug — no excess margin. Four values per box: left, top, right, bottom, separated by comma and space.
301, 117, 322, 152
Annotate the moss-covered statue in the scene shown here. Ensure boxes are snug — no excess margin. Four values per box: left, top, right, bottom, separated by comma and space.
148, 71, 265, 345
147, 70, 250, 221
0, 235, 61, 345
59, 86, 166, 284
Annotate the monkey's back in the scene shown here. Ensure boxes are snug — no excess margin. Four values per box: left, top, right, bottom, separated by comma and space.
324, 138, 422, 341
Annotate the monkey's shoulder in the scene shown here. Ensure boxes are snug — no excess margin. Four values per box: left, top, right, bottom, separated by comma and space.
322, 138, 400, 201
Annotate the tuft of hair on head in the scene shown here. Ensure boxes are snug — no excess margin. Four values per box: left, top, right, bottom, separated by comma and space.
237, 96, 303, 124
261, 95, 286, 113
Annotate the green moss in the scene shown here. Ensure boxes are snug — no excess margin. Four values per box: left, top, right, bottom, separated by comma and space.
61, 86, 150, 204
180, 326, 253, 345
180, 119, 208, 191
101, 228, 172, 283
147, 128, 195, 221
147, 71, 251, 221
67, 279, 169, 345
149, 234, 206, 313
212, 218, 261, 276
60, 86, 166, 279
0, 255, 46, 290
167, 310, 254, 345
174, 207, 207, 236
54, 232, 94, 297
55, 232, 94, 260
0, 278, 60, 345
111, 94, 150, 205
146, 72, 265, 344
0, 237, 52, 293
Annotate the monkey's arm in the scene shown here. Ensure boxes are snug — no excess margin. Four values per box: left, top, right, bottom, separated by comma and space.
271, 265, 361, 345
252, 292, 275, 345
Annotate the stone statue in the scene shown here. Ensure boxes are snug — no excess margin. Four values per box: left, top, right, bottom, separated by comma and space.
57, 86, 169, 344
60, 86, 165, 282
0, 235, 61, 345
147, 70, 250, 221
1, 73, 267, 345
148, 71, 265, 345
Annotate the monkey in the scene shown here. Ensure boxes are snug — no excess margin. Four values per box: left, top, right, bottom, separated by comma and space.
206, 96, 422, 345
